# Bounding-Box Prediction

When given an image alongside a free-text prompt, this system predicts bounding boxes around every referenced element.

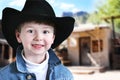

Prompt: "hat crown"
[22,0,56,17]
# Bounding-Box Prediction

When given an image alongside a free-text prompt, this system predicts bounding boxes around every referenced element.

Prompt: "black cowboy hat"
[2,0,75,50]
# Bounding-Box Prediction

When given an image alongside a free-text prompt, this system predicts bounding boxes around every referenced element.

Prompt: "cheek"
[20,37,32,49]
[46,35,55,44]
[21,36,32,43]
[19,34,32,45]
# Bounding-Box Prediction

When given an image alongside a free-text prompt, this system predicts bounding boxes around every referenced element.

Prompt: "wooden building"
[65,24,120,69]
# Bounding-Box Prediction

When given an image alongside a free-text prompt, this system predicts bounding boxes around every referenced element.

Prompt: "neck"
[23,51,47,64]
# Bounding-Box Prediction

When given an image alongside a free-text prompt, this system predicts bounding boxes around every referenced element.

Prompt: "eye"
[43,30,49,34]
[27,30,34,33]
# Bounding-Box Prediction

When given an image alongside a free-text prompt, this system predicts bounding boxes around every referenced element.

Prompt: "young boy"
[0,0,75,80]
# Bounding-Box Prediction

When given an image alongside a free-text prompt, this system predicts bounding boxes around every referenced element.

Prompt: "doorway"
[79,37,91,66]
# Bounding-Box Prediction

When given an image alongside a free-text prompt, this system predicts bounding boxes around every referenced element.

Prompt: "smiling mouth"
[32,44,44,49]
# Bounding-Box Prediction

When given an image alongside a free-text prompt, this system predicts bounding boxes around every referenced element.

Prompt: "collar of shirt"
[21,50,49,72]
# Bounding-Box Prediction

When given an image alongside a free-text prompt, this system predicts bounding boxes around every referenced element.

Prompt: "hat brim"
[2,8,75,50]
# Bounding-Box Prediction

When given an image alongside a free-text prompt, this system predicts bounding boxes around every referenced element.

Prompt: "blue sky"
[0,0,105,19]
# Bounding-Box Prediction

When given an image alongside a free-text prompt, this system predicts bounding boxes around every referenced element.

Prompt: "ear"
[52,34,55,44]
[15,30,22,43]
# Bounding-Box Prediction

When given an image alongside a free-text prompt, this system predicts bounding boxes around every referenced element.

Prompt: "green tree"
[97,0,120,32]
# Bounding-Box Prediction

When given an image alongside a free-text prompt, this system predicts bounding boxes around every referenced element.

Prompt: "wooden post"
[111,17,116,41]
[1,44,5,59]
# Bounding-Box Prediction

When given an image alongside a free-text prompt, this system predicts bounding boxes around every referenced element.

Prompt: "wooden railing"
[0,39,13,63]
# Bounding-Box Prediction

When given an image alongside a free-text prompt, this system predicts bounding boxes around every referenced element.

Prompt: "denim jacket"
[0,46,73,80]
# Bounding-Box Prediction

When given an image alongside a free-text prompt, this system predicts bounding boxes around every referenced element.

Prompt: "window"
[92,40,103,52]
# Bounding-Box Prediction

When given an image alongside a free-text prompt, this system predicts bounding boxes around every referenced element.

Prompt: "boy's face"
[16,22,55,56]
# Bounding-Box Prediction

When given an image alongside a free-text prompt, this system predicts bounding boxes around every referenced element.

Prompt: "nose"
[34,32,43,41]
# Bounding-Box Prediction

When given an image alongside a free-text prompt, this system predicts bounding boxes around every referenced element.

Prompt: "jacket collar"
[48,48,61,66]
[16,46,61,73]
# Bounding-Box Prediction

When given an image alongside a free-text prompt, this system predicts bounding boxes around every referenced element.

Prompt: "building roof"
[74,24,110,32]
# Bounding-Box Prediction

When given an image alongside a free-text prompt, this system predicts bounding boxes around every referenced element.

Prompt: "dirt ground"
[73,70,120,80]
[67,66,120,80]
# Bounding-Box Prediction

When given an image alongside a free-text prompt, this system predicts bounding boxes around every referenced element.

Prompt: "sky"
[0,0,105,19]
